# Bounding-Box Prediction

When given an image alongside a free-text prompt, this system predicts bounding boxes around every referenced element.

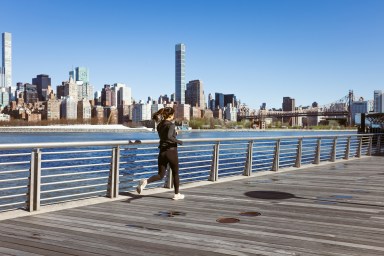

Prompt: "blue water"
[0,130,356,144]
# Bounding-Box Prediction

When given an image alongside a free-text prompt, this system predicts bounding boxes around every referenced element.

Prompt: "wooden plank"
[0,156,383,255]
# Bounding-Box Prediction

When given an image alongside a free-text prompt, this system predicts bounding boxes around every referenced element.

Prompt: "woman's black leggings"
[147,147,180,194]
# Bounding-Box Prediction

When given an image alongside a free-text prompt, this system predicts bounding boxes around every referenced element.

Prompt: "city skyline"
[1,0,384,109]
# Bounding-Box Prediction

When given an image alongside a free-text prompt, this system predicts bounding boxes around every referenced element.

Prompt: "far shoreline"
[187,128,357,132]
[0,124,153,133]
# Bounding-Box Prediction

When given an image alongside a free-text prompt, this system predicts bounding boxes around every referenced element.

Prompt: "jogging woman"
[136,107,184,200]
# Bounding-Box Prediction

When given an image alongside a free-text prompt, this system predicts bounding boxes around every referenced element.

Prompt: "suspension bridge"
[239,90,374,126]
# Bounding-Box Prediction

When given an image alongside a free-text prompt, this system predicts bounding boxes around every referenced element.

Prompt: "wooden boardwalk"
[1,156,384,256]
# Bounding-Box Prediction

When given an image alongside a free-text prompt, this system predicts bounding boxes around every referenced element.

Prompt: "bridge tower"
[347,90,354,126]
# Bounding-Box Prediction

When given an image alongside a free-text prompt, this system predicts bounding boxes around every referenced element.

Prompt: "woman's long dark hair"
[152,107,175,123]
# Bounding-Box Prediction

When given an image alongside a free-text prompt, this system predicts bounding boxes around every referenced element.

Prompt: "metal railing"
[0,133,382,213]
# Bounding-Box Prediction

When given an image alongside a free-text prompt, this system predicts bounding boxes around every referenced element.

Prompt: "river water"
[0,130,356,144]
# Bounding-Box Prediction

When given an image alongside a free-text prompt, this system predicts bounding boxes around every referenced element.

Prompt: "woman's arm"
[167,123,183,145]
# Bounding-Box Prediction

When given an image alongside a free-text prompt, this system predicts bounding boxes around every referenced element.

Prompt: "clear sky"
[1,0,383,109]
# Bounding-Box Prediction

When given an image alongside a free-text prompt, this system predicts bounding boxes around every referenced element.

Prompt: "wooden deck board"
[1,156,384,255]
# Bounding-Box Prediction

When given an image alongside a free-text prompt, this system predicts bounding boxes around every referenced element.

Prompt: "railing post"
[164,164,173,189]
[28,148,41,212]
[376,135,381,155]
[210,142,220,181]
[107,146,120,198]
[244,140,253,176]
[331,137,337,162]
[344,136,351,160]
[367,136,373,156]
[272,139,280,171]
[295,138,302,168]
[357,137,362,158]
[314,138,321,164]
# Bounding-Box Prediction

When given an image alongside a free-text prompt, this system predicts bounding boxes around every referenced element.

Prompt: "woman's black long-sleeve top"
[157,120,183,150]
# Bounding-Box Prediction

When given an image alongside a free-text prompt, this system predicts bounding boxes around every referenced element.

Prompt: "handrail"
[0,133,376,149]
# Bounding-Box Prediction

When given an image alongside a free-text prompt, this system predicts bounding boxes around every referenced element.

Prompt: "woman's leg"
[137,150,169,194]
[166,149,180,194]
[147,150,168,183]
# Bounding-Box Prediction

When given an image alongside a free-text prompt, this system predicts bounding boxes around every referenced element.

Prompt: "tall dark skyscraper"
[215,93,224,109]
[175,43,185,104]
[224,94,237,107]
[282,97,295,112]
[282,96,296,124]
[32,74,51,101]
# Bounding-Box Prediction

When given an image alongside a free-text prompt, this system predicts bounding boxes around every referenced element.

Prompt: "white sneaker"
[172,193,185,200]
[136,179,147,194]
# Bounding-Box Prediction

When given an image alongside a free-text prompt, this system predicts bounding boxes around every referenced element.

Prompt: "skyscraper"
[69,67,93,100]
[282,97,295,112]
[77,98,92,120]
[61,96,77,120]
[208,93,215,111]
[63,76,78,101]
[101,84,112,107]
[0,87,9,107]
[2,32,12,87]
[69,67,90,83]
[185,80,205,108]
[76,67,89,83]
[32,74,51,101]
[282,96,296,125]
[24,83,38,104]
[0,67,5,88]
[224,94,237,108]
[215,93,225,109]
[175,43,186,104]
[115,84,132,106]
[351,100,368,125]
[374,90,384,113]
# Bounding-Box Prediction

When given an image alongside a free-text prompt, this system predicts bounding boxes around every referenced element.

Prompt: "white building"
[0,87,9,107]
[77,81,94,101]
[61,96,77,120]
[132,101,152,122]
[64,77,78,102]
[116,83,132,106]
[0,113,10,121]
[225,103,237,122]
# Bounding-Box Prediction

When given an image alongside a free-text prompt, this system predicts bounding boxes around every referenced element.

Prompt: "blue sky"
[1,0,383,109]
